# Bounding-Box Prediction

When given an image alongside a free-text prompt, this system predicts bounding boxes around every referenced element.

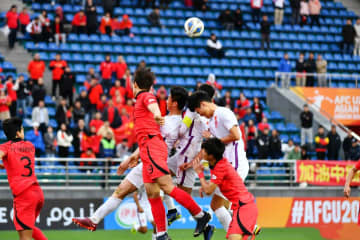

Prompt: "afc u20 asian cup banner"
[296,160,360,186]
[291,87,360,126]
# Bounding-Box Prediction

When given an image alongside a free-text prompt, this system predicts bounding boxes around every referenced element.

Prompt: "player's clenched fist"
[343,186,351,198]
[154,115,165,126]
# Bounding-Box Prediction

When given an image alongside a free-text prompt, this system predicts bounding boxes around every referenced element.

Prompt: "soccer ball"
[184,17,204,38]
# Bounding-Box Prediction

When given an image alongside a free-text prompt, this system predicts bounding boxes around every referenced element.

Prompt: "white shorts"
[168,151,197,188]
[125,163,144,189]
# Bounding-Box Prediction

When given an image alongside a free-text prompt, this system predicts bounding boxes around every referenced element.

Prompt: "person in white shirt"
[26,17,42,44]
[354,18,360,56]
[31,100,49,135]
[206,33,225,58]
[274,0,285,25]
[56,123,73,162]
[282,139,295,159]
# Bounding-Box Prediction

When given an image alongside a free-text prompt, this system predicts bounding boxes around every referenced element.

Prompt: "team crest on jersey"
[147,165,154,174]
[211,174,217,180]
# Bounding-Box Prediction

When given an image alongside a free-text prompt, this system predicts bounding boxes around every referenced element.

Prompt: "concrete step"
[336,0,360,17]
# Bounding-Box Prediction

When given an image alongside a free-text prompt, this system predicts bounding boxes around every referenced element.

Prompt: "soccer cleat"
[156,233,171,240]
[130,224,137,234]
[72,217,97,232]
[193,211,211,237]
[203,224,215,240]
[253,225,261,235]
[167,209,181,226]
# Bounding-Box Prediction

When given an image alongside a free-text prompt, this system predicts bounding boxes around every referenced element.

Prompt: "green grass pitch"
[0,228,325,240]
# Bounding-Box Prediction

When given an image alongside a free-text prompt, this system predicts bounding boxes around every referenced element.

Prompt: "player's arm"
[192,157,217,195]
[147,103,165,126]
[132,191,144,212]
[221,125,240,144]
[0,151,5,169]
[117,148,140,175]
[344,166,358,198]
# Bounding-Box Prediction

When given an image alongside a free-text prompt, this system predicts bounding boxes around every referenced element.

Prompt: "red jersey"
[49,60,67,80]
[0,96,11,112]
[6,11,18,29]
[134,91,161,145]
[113,62,127,79]
[89,119,104,132]
[211,158,254,208]
[0,140,37,196]
[100,61,113,79]
[19,12,30,25]
[6,82,17,101]
[355,161,360,170]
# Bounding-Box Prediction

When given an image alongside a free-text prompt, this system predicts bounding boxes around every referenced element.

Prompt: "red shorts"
[139,135,169,183]
[227,202,258,239]
[13,183,44,231]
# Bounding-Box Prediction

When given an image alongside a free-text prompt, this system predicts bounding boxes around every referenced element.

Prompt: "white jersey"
[161,115,182,153]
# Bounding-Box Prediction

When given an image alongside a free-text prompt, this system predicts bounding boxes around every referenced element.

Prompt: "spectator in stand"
[13,75,28,117]
[349,138,360,161]
[28,53,45,83]
[103,0,116,17]
[124,99,134,116]
[304,52,316,86]
[288,145,301,160]
[76,89,91,124]
[245,119,257,159]
[218,9,234,30]
[44,126,56,158]
[82,125,101,156]
[116,14,134,37]
[137,60,146,71]
[291,0,301,25]
[309,0,321,27]
[193,0,210,11]
[300,104,313,146]
[90,112,104,132]
[257,127,271,159]
[32,100,49,134]
[100,55,113,95]
[156,86,168,117]
[72,10,87,34]
[6,5,18,49]
[124,69,134,99]
[148,7,163,28]
[80,148,96,171]
[5,76,17,117]
[25,122,45,157]
[60,67,76,106]
[32,78,46,107]
[57,123,73,162]
[218,91,234,110]
[55,6,63,21]
[97,95,108,113]
[88,78,104,113]
[73,100,86,123]
[316,54,327,87]
[233,8,247,31]
[55,98,69,126]
[343,131,353,160]
[314,125,329,160]
[354,18,360,56]
[26,17,42,44]
[26,77,34,107]
[19,7,30,35]
[39,10,51,42]
[72,119,89,157]
[102,99,122,128]
[97,121,115,139]
[270,129,282,159]
[0,90,11,121]
[282,139,295,159]
[138,0,155,9]
[260,15,271,50]
[251,97,263,124]
[236,93,250,119]
[85,0,98,35]
[113,56,127,81]
[274,0,285,25]
[86,67,100,85]
[300,0,309,27]
[242,108,256,126]
[342,19,356,55]
[278,53,292,88]
[49,53,67,99]
[100,12,114,36]
[327,125,341,160]
[51,15,66,46]
[206,74,222,99]
[295,52,306,86]
[250,0,263,22]
[110,79,125,103]
[99,131,116,158]
[206,33,225,58]
[301,145,310,160]
[113,93,124,112]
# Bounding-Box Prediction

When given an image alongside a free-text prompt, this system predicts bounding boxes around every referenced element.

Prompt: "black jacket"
[343,136,353,153]
[260,21,271,34]
[55,105,68,125]
[51,21,64,34]
[300,111,313,128]
[60,72,75,93]
[73,107,85,123]
[218,12,234,25]
[16,81,28,100]
[72,126,89,157]
[32,83,46,107]
[349,145,360,161]
[342,25,356,43]
[218,97,234,110]
[296,59,305,72]
[76,95,91,112]
[304,59,316,73]
[102,107,122,129]
[269,135,282,157]
[148,11,160,25]
[85,5,98,27]
[256,133,271,158]
[290,0,300,9]
[327,132,341,156]
[233,12,243,25]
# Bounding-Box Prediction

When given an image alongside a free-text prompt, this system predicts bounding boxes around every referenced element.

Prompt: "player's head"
[168,86,188,112]
[188,91,213,118]
[133,68,155,94]
[201,138,225,168]
[3,117,24,141]
[199,84,215,100]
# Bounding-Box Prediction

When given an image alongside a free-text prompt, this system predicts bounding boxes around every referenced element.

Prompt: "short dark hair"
[201,138,225,161]
[170,86,188,110]
[3,117,22,141]
[187,90,211,111]
[134,68,155,91]
[199,84,215,99]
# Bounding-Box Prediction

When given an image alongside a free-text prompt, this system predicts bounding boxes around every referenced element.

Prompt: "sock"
[169,187,201,216]
[32,227,47,240]
[156,231,166,237]
[90,197,122,224]
[163,194,176,211]
[152,233,157,240]
[148,197,167,232]
[214,207,232,232]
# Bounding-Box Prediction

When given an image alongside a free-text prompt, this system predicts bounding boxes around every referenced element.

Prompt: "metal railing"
[0,158,298,189]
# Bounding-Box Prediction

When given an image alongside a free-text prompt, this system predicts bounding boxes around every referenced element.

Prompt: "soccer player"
[0,117,47,240]
[344,159,360,225]
[193,138,258,240]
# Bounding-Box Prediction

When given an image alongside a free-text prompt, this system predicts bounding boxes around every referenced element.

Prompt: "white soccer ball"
[184,17,204,38]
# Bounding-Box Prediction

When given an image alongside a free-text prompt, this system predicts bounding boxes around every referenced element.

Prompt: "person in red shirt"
[39,10,51,42]
[103,99,122,128]
[156,86,167,116]
[72,10,87,34]
[235,93,250,119]
[257,117,270,133]
[251,97,263,124]
[194,138,259,240]
[26,17,42,44]
[5,76,17,117]
[51,15,66,46]
[19,7,30,35]
[80,148,97,172]
[123,98,134,117]
[124,68,134,99]
[112,56,127,80]
[81,125,101,154]
[0,90,11,121]
[89,112,104,132]
[49,53,67,98]
[6,5,18,49]
[96,95,108,112]
[0,117,47,240]
[110,79,125,103]
[99,12,114,36]
[88,78,104,112]
[344,160,360,225]
[116,14,134,37]
[28,54,46,83]
[246,119,258,159]
[100,55,113,95]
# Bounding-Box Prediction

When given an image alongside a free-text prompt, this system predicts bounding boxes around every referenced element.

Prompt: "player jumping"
[193,138,258,240]
[0,117,47,240]
[343,156,360,225]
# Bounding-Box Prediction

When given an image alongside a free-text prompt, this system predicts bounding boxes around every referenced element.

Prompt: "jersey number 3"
[21,156,33,177]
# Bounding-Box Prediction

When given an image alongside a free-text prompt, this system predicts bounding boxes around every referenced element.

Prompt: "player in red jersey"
[193,138,259,240]
[344,157,360,225]
[0,117,47,240]
[130,68,211,240]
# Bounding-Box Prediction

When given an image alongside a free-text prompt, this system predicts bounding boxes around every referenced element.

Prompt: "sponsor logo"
[115,201,138,229]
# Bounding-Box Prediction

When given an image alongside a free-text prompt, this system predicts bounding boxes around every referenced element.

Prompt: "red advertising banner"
[296,160,360,186]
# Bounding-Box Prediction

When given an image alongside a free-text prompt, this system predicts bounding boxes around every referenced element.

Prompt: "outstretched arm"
[344,166,358,198]
[117,148,139,175]
[147,103,165,126]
